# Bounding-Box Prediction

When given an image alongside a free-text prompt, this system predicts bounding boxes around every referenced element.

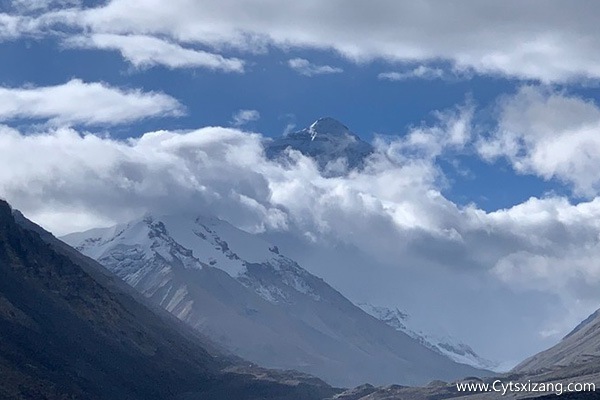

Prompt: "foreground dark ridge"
[0,199,337,400]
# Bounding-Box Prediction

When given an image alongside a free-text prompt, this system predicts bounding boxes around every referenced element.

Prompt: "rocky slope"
[0,199,336,400]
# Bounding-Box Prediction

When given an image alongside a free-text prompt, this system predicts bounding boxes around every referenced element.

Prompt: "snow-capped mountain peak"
[285,117,363,144]
[304,117,352,139]
[65,213,289,280]
[265,117,373,173]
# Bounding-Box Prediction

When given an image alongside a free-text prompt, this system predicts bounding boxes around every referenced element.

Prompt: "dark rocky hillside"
[0,199,337,400]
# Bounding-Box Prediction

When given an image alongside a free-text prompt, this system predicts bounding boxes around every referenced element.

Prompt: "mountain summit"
[265,117,373,173]
[290,117,354,140]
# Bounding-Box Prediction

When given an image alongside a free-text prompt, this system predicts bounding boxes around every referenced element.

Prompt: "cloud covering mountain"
[2,108,600,365]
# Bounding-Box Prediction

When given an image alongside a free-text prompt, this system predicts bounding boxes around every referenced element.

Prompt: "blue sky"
[3,0,600,364]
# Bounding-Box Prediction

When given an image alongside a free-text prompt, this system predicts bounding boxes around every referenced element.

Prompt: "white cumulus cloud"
[478,86,600,197]
[0,13,37,40]
[0,79,184,126]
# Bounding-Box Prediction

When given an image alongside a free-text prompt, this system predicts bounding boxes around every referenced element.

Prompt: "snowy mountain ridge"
[359,303,499,371]
[63,213,489,387]
[68,214,318,306]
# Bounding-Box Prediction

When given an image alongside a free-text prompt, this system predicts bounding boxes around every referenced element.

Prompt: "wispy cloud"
[231,109,260,127]
[10,0,81,13]
[378,66,446,81]
[0,13,33,40]
[64,34,245,72]
[287,58,343,77]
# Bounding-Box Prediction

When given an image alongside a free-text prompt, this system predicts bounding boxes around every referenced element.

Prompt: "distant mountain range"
[358,303,497,371]
[4,194,599,399]
[63,212,488,387]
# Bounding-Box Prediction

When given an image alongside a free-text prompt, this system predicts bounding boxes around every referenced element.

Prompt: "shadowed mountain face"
[265,117,374,174]
[0,199,337,400]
